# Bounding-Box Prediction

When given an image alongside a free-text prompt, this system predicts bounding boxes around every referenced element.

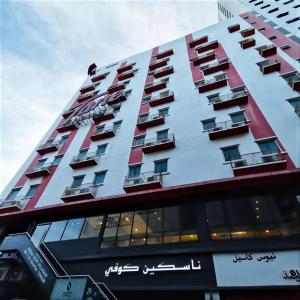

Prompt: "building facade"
[0,4,300,299]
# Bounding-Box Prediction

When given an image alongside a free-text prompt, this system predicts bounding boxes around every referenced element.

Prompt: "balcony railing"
[154,49,174,60]
[195,40,218,54]
[207,120,249,140]
[124,171,164,192]
[144,79,167,93]
[90,72,108,83]
[80,84,95,94]
[61,183,98,202]
[190,51,215,66]
[257,44,277,57]
[90,126,116,141]
[257,59,280,74]
[230,152,287,176]
[25,162,54,179]
[92,107,115,123]
[107,82,125,94]
[240,38,256,49]
[0,196,32,213]
[37,140,62,155]
[57,119,78,133]
[70,152,100,169]
[153,66,174,78]
[148,90,174,107]
[142,134,175,153]
[195,73,227,92]
[210,89,248,110]
[117,69,137,81]
[228,24,240,33]
[137,113,165,129]
[240,28,255,37]
[200,58,230,75]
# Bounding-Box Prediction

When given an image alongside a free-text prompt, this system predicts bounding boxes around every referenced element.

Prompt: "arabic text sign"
[213,250,300,287]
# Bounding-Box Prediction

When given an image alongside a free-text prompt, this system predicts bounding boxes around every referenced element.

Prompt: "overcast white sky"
[0,0,218,192]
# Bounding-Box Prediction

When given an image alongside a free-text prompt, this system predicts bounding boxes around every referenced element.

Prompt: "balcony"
[80,84,95,94]
[282,72,300,91]
[25,163,53,179]
[211,89,249,110]
[142,134,175,154]
[154,49,174,60]
[257,59,281,74]
[188,35,208,48]
[144,79,167,93]
[240,38,256,49]
[61,183,98,202]
[200,58,230,75]
[0,196,31,214]
[153,66,174,78]
[123,171,163,193]
[117,69,137,81]
[69,152,100,169]
[228,24,240,33]
[107,82,125,94]
[240,28,255,38]
[90,126,116,141]
[91,72,107,83]
[77,91,94,103]
[149,58,169,71]
[117,63,135,74]
[257,45,277,57]
[137,113,165,130]
[230,152,287,176]
[191,51,215,66]
[37,140,61,155]
[62,107,75,119]
[92,107,114,123]
[196,74,227,93]
[295,105,300,117]
[207,120,249,140]
[148,90,174,107]
[107,91,127,105]
[195,40,219,54]
[57,120,78,133]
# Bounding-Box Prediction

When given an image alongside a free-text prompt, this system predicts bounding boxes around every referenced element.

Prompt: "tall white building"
[0,2,300,299]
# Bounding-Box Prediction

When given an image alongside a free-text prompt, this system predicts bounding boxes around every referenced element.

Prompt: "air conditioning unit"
[232,159,247,168]
[145,142,153,146]
[133,179,141,185]
[64,189,73,196]
[212,127,222,132]
[231,122,243,128]
[147,176,155,182]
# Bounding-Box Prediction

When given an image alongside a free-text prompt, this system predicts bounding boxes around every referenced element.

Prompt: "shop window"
[147,208,163,245]
[61,218,85,241]
[131,211,147,246]
[101,213,120,248]
[116,212,134,247]
[44,221,67,242]
[80,216,104,239]
[31,223,50,246]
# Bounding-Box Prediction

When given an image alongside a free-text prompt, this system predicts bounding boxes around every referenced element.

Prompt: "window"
[287,96,300,111]
[157,129,169,141]
[142,96,151,104]
[31,223,50,246]
[36,159,47,169]
[44,220,67,242]
[131,211,147,246]
[96,144,107,155]
[61,218,85,240]
[286,17,300,24]
[258,27,266,31]
[78,149,88,160]
[7,188,21,200]
[257,139,280,155]
[207,93,220,104]
[282,72,300,86]
[26,185,39,198]
[139,113,149,123]
[80,216,104,238]
[280,44,291,50]
[230,111,246,124]
[222,146,241,161]
[71,176,84,188]
[154,159,168,174]
[44,138,54,147]
[94,171,106,185]
[268,7,279,13]
[268,35,277,40]
[113,105,121,113]
[101,213,120,248]
[116,212,134,247]
[202,119,216,131]
[159,107,169,117]
[128,165,141,179]
[60,135,69,144]
[133,135,145,147]
[52,155,63,166]
[261,4,270,8]
[113,120,122,131]
[277,12,289,18]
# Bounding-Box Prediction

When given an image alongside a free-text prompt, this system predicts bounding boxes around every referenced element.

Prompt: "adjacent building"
[0,2,300,299]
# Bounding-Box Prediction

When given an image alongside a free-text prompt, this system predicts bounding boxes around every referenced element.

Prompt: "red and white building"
[0,2,299,299]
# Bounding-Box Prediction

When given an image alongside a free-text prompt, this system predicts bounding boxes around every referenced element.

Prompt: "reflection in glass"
[80,216,104,238]
[61,218,85,240]
[101,213,120,248]
[31,224,50,246]
[44,221,67,242]
[131,211,147,246]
